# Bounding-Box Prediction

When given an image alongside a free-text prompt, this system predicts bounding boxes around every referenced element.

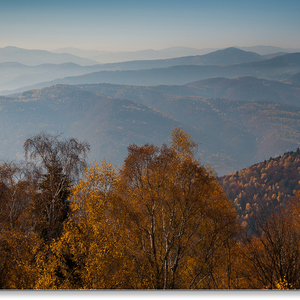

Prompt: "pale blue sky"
[0,0,299,51]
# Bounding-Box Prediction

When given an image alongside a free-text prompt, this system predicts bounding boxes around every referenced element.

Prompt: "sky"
[0,0,299,52]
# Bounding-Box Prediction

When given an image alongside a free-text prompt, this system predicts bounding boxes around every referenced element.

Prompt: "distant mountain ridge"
[0,47,266,94]
[52,45,300,63]
[0,46,99,66]
[87,47,265,72]
[1,47,299,95]
[13,52,300,92]
[52,46,220,63]
[0,62,106,93]
[239,45,300,55]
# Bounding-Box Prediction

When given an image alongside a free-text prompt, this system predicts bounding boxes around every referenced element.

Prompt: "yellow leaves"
[35,159,126,289]
[70,160,118,222]
[0,129,242,289]
[0,230,41,289]
[170,127,198,160]
[72,159,117,194]
[117,130,239,289]
[275,278,293,290]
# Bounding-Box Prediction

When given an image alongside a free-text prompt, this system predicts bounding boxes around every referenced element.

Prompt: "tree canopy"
[0,129,299,289]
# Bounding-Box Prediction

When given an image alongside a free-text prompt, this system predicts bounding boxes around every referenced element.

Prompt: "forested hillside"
[0,83,300,175]
[219,149,300,225]
[76,82,300,174]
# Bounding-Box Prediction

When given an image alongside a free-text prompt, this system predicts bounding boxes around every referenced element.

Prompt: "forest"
[219,149,300,227]
[0,128,299,290]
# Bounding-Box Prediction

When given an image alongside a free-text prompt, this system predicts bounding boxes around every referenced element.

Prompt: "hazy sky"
[0,0,299,51]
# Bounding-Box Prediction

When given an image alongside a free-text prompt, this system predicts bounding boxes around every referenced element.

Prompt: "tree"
[0,161,39,289]
[0,161,31,232]
[242,195,300,289]
[24,132,90,242]
[34,160,123,289]
[170,127,198,159]
[117,128,238,289]
[30,128,239,289]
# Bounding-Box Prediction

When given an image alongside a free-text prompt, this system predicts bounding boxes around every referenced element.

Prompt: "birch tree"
[24,132,90,242]
[118,128,238,289]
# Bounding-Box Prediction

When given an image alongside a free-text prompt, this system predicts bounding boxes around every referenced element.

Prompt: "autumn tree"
[0,161,39,288]
[23,128,241,289]
[24,132,90,243]
[117,128,239,289]
[34,160,124,289]
[0,162,30,232]
[38,128,239,289]
[242,194,300,289]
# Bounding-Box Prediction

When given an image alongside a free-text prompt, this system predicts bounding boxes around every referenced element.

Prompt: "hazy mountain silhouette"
[53,46,220,63]
[262,52,288,59]
[0,46,98,66]
[13,52,299,91]
[53,45,300,63]
[0,46,99,66]
[82,47,264,72]
[0,62,110,92]
[0,47,264,94]
[239,45,300,55]
[2,48,300,95]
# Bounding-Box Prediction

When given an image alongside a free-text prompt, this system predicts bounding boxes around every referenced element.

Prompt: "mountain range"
[3,49,299,95]
[1,47,299,95]
[0,47,265,94]
[52,45,300,63]
[52,52,300,87]
[0,45,300,176]
[52,46,222,63]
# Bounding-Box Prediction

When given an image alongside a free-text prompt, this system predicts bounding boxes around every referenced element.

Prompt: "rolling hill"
[74,75,300,109]
[75,82,300,173]
[0,85,209,168]
[1,83,300,175]
[185,76,300,106]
